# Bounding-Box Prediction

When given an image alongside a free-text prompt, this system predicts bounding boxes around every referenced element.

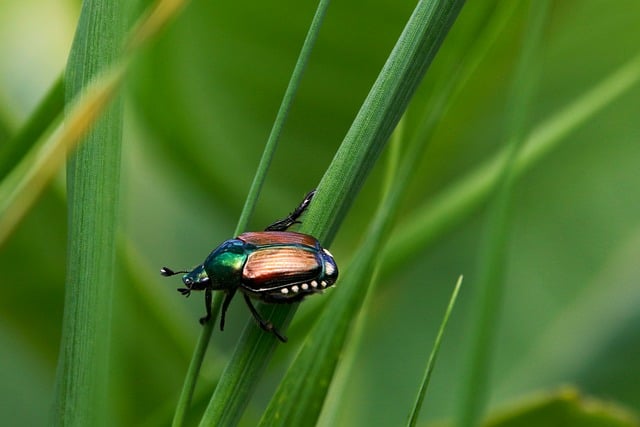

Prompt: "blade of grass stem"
[287,0,516,344]
[0,0,190,247]
[0,64,126,248]
[0,77,65,180]
[236,0,331,234]
[258,116,412,426]
[382,49,640,277]
[51,1,126,425]
[408,275,463,427]
[171,299,221,427]
[49,1,190,425]
[169,2,330,425]
[257,117,433,425]
[265,116,395,426]
[455,2,550,427]
[199,1,467,425]
[126,0,189,52]
[314,6,515,420]
[496,226,640,396]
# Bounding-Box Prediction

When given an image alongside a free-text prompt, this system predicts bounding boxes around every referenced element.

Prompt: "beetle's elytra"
[161,190,338,342]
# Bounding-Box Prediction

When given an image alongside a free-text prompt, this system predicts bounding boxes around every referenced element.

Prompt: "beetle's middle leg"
[219,289,236,331]
[265,189,315,231]
[242,294,288,342]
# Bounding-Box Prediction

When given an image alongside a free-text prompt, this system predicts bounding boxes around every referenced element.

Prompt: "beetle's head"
[161,264,211,297]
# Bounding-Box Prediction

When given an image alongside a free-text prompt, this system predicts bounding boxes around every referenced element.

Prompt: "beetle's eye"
[184,278,193,286]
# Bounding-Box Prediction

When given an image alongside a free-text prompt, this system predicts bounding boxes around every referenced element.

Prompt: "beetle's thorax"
[203,239,248,290]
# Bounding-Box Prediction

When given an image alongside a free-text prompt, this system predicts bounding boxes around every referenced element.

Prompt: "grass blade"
[198,0,466,425]
[408,275,463,427]
[169,2,331,425]
[382,50,640,279]
[49,1,190,425]
[0,0,189,248]
[50,1,126,425]
[455,2,550,426]
[251,2,468,425]
[0,76,64,180]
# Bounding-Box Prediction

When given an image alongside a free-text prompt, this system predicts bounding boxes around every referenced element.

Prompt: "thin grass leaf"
[170,2,330,425]
[199,1,466,425]
[310,119,405,427]
[257,118,408,427]
[126,0,189,52]
[408,275,463,427]
[313,5,518,421]
[0,76,64,180]
[496,226,640,395]
[50,1,126,425]
[0,64,126,248]
[171,300,219,427]
[236,0,331,233]
[258,106,447,426]
[49,1,190,425]
[382,49,640,277]
[251,2,470,425]
[286,0,516,354]
[0,0,189,248]
[455,2,550,427]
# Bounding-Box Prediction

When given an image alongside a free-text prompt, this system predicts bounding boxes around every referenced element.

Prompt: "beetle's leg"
[219,289,236,331]
[265,189,316,231]
[242,294,288,342]
[199,288,213,325]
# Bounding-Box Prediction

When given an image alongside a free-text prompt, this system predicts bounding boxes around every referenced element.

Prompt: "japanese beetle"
[161,190,338,342]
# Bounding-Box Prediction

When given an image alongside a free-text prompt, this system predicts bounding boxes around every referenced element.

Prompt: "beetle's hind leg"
[242,294,288,342]
[265,189,315,231]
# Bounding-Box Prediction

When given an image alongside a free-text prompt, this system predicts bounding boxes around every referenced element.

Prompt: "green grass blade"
[48,1,190,425]
[0,64,126,248]
[0,77,64,180]
[0,0,189,248]
[382,49,640,277]
[303,0,466,244]
[50,1,126,425]
[455,2,550,427]
[198,1,466,425]
[407,275,463,427]
[496,227,640,396]
[236,0,331,234]
[169,2,330,425]
[252,2,468,425]
[171,300,219,427]
[314,5,517,422]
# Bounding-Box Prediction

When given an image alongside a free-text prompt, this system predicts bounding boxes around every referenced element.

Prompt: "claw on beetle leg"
[242,294,288,342]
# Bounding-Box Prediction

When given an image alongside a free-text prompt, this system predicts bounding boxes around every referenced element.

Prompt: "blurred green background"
[1,0,639,426]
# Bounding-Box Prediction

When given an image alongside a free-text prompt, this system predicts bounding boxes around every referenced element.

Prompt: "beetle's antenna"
[160,267,189,277]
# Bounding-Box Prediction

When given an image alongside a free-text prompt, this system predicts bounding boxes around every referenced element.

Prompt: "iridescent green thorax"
[203,239,248,290]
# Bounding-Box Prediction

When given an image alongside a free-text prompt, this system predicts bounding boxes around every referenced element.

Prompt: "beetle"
[161,190,338,342]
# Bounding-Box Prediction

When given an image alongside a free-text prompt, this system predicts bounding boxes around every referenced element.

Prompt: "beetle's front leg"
[242,294,288,342]
[265,189,315,231]
[199,288,213,325]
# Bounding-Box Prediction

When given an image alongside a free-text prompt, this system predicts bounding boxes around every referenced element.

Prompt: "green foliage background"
[1,0,639,426]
